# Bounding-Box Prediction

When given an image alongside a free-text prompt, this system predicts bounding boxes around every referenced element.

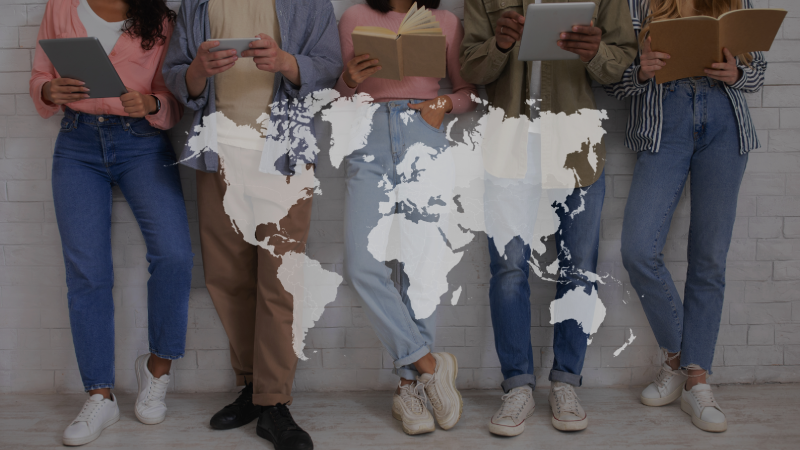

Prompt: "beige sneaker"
[641,363,687,407]
[417,352,462,430]
[392,382,435,435]
[548,381,588,431]
[488,386,535,437]
[681,383,727,432]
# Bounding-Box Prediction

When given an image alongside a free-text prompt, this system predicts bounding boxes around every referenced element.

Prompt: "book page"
[720,9,786,56]
[649,18,720,83]
[353,26,397,37]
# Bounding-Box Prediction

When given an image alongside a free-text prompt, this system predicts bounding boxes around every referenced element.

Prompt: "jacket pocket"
[483,0,523,14]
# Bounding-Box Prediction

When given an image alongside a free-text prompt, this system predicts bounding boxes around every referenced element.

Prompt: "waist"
[64,106,131,126]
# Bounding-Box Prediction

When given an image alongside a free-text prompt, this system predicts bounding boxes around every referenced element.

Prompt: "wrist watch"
[149,95,161,115]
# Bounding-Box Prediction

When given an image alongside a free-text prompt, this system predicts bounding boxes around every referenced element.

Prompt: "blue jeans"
[621,78,747,373]
[343,101,449,380]
[53,108,194,391]
[489,172,605,391]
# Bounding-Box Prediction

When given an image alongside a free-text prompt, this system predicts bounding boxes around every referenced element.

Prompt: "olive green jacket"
[460,0,637,187]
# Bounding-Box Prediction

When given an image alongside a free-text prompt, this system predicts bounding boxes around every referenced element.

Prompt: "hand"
[408,96,453,130]
[495,11,525,51]
[558,21,602,63]
[185,40,237,98]
[242,34,293,73]
[637,36,670,83]
[120,88,157,118]
[342,54,381,88]
[42,78,89,105]
[705,48,741,85]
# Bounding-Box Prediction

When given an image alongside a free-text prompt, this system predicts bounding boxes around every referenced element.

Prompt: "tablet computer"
[39,37,127,99]
[518,2,596,61]
[208,38,260,57]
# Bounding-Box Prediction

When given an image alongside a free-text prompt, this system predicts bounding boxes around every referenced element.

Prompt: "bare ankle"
[666,352,681,370]
[89,388,112,400]
[412,353,436,375]
[148,354,172,379]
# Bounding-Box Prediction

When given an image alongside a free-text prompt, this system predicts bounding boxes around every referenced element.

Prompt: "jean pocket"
[59,116,76,134]
[415,111,445,134]
[123,118,162,138]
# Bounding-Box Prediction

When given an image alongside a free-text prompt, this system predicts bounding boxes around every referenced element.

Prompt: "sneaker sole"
[135,354,166,425]
[433,352,462,431]
[680,398,727,432]
[640,384,683,407]
[392,408,435,435]
[551,413,588,432]
[488,408,533,437]
[62,409,119,446]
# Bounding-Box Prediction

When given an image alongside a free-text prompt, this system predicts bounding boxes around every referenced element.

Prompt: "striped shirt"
[604,0,766,154]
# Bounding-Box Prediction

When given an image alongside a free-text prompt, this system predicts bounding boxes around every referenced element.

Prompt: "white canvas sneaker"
[417,352,462,430]
[392,382,435,435]
[488,385,535,437]
[641,363,688,406]
[681,383,727,432]
[62,394,120,446]
[135,354,171,425]
[548,381,588,431]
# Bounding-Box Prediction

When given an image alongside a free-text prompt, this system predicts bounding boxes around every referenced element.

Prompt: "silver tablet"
[39,37,127,99]
[517,3,596,61]
[208,38,260,57]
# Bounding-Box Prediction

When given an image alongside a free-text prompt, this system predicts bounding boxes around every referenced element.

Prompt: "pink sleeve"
[443,14,477,115]
[334,8,359,97]
[29,1,60,119]
[145,21,182,130]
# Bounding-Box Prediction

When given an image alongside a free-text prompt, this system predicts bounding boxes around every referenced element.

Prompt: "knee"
[153,244,194,275]
[489,237,529,275]
[620,236,652,276]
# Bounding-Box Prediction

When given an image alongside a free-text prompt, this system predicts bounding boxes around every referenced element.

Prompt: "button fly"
[98,117,105,123]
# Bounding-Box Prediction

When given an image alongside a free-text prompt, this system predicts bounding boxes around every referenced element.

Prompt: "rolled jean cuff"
[394,366,420,381]
[549,369,582,387]
[85,383,114,392]
[501,374,536,393]
[149,348,185,360]
[393,345,430,371]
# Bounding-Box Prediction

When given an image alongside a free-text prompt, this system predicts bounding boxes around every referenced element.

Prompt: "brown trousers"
[196,168,313,406]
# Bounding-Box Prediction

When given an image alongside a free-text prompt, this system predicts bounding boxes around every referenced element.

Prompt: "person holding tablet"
[29,0,190,446]
[334,0,477,436]
[607,0,766,433]
[162,1,341,449]
[459,0,636,436]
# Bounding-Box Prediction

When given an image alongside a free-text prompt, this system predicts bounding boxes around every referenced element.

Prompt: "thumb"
[643,36,652,53]
[408,102,424,110]
[723,48,735,63]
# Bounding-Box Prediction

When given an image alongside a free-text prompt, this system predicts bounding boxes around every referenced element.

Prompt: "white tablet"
[208,38,260,57]
[39,37,127,99]
[517,2,596,61]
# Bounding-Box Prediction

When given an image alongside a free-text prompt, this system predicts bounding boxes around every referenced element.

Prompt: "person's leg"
[53,110,120,446]
[111,125,194,424]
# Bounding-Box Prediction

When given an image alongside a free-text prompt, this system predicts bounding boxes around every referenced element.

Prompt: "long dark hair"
[366,0,441,13]
[123,0,177,51]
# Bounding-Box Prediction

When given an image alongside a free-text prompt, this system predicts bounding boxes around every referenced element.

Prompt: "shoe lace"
[654,365,680,389]
[144,376,169,406]
[73,397,105,424]
[229,383,254,407]
[498,389,530,419]
[269,404,300,432]
[691,388,719,409]
[420,374,443,412]
[552,385,580,416]
[399,382,427,415]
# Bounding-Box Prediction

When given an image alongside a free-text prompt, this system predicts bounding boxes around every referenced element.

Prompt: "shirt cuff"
[729,65,749,90]
[631,65,648,89]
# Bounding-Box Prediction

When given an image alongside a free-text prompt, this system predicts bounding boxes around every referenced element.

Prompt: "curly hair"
[123,0,177,51]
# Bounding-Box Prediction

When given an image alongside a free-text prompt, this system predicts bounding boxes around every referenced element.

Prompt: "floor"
[1,385,798,449]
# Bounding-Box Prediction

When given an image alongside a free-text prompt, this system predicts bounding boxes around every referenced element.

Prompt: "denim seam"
[500,373,536,393]
[85,383,114,392]
[549,369,583,387]
[650,175,685,342]
[149,348,185,361]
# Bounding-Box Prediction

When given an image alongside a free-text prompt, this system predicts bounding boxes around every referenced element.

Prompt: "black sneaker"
[256,404,313,450]
[209,382,262,430]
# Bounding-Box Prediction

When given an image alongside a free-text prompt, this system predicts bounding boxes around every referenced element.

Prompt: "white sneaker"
[681,384,727,432]
[488,385,535,437]
[641,363,688,406]
[417,352,462,430]
[392,382,435,435]
[62,394,120,446]
[135,354,170,424]
[548,381,588,431]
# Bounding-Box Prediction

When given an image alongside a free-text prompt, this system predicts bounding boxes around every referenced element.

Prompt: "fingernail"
[561,33,567,38]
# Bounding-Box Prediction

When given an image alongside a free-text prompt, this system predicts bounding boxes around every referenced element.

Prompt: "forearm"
[280,51,301,86]
[185,64,208,99]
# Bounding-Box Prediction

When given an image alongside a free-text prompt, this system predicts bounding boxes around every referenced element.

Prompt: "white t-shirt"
[77,0,125,54]
[529,0,542,119]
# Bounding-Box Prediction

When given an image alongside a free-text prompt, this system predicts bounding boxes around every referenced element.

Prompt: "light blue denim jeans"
[620,77,749,373]
[53,108,194,391]
[343,100,449,380]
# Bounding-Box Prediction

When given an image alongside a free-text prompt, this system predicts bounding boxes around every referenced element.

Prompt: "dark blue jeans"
[489,173,605,391]
[53,108,194,391]
[621,78,748,373]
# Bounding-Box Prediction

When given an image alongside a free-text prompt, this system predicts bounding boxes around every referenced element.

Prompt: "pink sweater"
[29,0,180,130]
[335,4,477,114]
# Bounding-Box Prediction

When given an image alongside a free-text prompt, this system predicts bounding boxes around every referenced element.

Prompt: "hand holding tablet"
[517,2,597,61]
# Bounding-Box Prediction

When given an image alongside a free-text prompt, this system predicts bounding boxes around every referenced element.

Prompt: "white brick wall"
[0,0,798,395]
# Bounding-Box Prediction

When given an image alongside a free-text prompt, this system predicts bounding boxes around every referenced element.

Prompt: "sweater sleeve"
[29,0,60,119]
[145,20,183,130]
[444,13,477,114]
[334,8,358,97]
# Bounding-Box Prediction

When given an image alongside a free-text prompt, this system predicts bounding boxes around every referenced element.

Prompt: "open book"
[649,8,786,84]
[352,3,447,81]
